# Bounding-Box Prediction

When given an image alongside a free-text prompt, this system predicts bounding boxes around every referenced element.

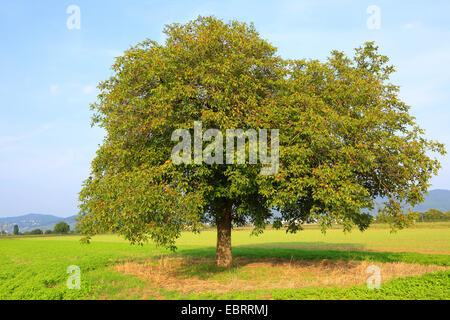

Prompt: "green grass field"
[0,223,449,300]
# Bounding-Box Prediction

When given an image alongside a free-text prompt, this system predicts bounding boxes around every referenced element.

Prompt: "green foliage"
[79,16,445,250]
[29,229,43,235]
[377,209,450,223]
[375,211,418,225]
[13,225,19,235]
[419,209,450,222]
[54,222,70,234]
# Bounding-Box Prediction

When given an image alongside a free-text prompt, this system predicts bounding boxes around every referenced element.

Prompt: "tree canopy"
[78,16,445,267]
[54,222,70,234]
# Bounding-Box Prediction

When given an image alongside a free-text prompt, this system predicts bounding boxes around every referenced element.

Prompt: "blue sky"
[1,0,449,217]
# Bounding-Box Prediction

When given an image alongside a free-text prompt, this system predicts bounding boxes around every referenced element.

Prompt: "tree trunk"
[215,199,232,267]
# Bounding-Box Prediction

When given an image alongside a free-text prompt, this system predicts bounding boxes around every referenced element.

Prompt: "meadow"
[0,223,449,300]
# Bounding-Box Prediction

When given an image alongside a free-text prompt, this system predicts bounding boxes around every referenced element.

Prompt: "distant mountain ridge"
[371,189,450,214]
[0,189,449,232]
[412,189,450,212]
[0,214,77,233]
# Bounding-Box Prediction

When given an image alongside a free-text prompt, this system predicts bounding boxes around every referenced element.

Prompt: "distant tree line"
[415,209,450,222]
[376,209,450,223]
[11,221,74,236]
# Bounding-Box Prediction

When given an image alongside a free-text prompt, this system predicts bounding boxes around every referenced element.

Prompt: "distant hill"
[369,189,450,215]
[269,189,450,219]
[412,189,450,212]
[1,189,449,232]
[0,214,77,233]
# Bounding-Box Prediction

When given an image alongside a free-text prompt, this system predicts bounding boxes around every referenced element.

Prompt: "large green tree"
[78,16,445,267]
[54,222,70,234]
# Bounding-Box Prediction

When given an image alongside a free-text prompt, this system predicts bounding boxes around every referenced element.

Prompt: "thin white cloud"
[106,49,123,57]
[0,124,54,151]
[52,149,77,169]
[49,84,59,96]
[396,45,450,108]
[82,85,95,95]
[51,83,97,97]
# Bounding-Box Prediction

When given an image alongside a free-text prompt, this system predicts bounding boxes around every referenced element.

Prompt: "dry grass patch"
[113,256,447,294]
[248,243,450,255]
